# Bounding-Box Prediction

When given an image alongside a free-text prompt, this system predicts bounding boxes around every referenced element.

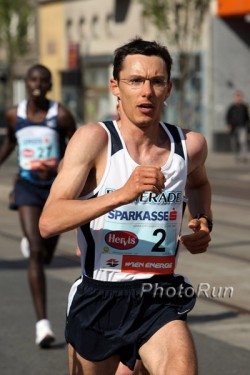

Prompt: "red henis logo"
[105,231,138,250]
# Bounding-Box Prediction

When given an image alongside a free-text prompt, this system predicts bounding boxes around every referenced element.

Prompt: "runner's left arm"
[181,131,212,254]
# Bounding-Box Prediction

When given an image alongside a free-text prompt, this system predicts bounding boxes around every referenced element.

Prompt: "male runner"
[39,38,212,374]
[0,64,76,347]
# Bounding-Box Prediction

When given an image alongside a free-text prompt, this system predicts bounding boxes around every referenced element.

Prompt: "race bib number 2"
[100,202,180,274]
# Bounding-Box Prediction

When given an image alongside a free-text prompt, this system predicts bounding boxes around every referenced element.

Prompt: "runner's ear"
[164,81,172,101]
[110,79,120,100]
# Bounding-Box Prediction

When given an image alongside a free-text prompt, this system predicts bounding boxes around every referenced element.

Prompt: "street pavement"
[0,151,250,375]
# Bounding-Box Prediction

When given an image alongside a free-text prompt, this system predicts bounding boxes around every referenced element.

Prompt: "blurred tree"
[138,0,210,126]
[0,0,34,106]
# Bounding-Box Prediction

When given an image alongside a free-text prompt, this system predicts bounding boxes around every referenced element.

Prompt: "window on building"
[27,14,36,43]
[106,14,115,36]
[115,0,131,22]
[140,10,147,34]
[84,65,110,122]
[79,17,85,38]
[91,15,99,38]
[47,40,57,55]
[66,19,73,41]
[85,67,109,88]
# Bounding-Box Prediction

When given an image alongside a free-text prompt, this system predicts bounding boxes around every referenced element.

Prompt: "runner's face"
[26,69,52,100]
[112,54,172,127]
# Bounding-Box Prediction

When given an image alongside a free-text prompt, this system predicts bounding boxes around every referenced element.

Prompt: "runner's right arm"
[39,123,165,238]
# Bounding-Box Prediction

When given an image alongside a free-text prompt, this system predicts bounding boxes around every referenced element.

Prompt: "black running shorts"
[65,274,196,370]
[13,177,52,208]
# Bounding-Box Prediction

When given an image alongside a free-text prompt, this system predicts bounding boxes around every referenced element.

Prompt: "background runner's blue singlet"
[15,99,61,185]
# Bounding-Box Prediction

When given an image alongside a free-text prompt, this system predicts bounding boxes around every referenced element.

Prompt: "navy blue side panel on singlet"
[165,123,186,256]
[80,194,98,277]
[165,123,185,160]
[165,123,187,217]
[102,121,123,156]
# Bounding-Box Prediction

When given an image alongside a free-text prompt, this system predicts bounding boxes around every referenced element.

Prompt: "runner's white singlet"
[77,121,188,282]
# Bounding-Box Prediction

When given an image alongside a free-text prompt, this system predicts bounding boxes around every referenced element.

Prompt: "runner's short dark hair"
[113,37,173,82]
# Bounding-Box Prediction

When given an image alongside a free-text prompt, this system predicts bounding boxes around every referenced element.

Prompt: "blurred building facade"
[211,0,250,150]
[0,0,38,131]
[1,0,250,151]
[38,0,208,132]
[38,0,158,125]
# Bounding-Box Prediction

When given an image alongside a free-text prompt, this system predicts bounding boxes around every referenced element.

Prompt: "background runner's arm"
[0,108,17,166]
